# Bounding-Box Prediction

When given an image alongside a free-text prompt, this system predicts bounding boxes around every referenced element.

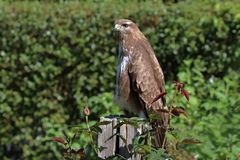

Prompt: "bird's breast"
[116,46,132,79]
[116,45,132,98]
[119,56,130,74]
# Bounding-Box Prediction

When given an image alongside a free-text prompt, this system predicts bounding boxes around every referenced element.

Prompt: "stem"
[85,115,98,153]
[162,88,178,149]
[125,124,131,154]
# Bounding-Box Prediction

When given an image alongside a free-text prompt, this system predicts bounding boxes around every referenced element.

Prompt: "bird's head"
[114,19,139,39]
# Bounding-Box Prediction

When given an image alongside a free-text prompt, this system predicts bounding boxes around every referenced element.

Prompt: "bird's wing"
[128,43,168,147]
[128,41,169,148]
[129,42,165,111]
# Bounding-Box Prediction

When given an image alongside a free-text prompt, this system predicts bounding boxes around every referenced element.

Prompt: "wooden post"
[97,116,142,160]
[97,117,117,158]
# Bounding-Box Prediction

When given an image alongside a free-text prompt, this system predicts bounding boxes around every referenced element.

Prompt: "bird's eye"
[122,23,129,28]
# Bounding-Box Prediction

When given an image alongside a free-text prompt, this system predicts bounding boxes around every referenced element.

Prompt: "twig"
[162,88,178,149]
[125,124,131,154]
[85,115,98,153]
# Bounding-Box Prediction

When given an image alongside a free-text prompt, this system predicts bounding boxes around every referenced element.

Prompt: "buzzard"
[114,19,169,148]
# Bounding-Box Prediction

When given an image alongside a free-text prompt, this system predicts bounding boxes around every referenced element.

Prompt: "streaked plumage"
[114,19,169,147]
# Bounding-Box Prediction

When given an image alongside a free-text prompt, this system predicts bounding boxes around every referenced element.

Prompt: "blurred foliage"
[0,0,239,159]
[173,61,240,159]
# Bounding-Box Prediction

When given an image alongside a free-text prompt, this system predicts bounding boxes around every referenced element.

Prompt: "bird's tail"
[143,94,169,148]
[151,110,169,148]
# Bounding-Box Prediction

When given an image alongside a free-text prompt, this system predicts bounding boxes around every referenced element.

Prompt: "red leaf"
[173,81,185,91]
[172,107,188,117]
[83,107,91,116]
[151,92,167,104]
[181,89,190,101]
[52,137,65,145]
[181,138,201,144]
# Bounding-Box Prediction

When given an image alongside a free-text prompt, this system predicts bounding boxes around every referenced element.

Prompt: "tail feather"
[151,112,169,148]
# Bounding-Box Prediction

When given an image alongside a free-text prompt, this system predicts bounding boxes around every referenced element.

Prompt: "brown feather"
[114,19,169,147]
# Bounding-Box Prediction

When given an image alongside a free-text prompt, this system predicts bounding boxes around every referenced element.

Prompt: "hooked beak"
[113,24,122,41]
[114,24,122,31]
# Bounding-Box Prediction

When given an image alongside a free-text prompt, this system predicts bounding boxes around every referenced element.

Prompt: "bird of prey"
[114,19,169,148]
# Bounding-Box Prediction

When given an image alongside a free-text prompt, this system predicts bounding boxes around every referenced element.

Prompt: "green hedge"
[0,0,239,159]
